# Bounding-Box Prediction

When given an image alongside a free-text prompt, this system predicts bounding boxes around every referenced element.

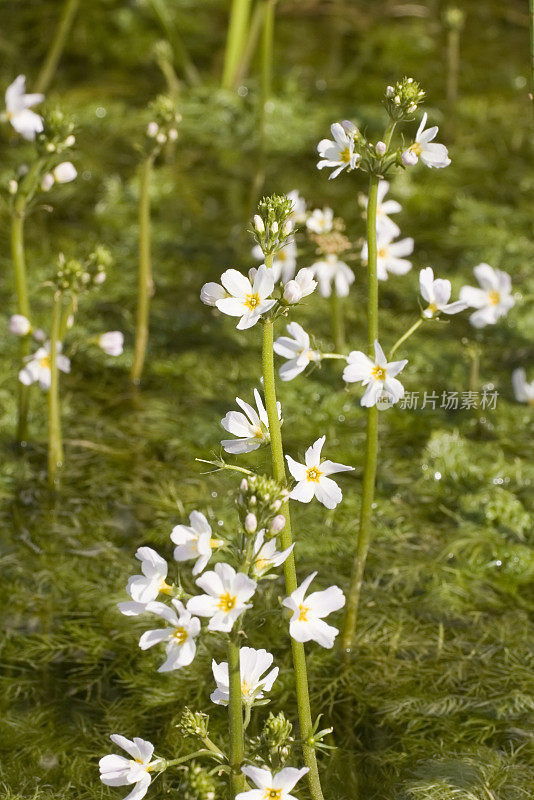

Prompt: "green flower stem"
[164,749,217,768]
[131,154,154,386]
[341,173,380,654]
[59,298,75,342]
[222,0,252,90]
[330,291,345,352]
[446,22,460,130]
[227,633,245,797]
[262,253,325,800]
[34,0,80,94]
[48,292,63,486]
[530,0,534,123]
[388,317,423,359]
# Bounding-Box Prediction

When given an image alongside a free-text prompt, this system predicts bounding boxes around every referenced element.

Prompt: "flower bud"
[271,499,281,511]
[9,314,31,336]
[8,179,18,194]
[253,214,265,233]
[65,134,76,147]
[270,514,286,534]
[375,141,387,156]
[98,331,124,356]
[283,280,303,305]
[168,128,178,141]
[386,85,395,97]
[41,173,55,191]
[33,328,46,342]
[53,161,77,183]
[245,513,257,533]
[341,120,357,135]
[240,478,248,492]
[282,220,293,236]
[270,220,278,234]
[200,282,226,306]
[147,121,159,137]
[156,132,167,144]
[94,270,107,285]
[402,148,418,166]
[250,495,257,505]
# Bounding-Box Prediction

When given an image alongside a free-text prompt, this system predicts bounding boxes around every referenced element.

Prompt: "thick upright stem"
[131,155,154,386]
[341,174,380,654]
[48,293,64,486]
[261,256,325,800]
[331,291,345,353]
[222,0,252,90]
[531,0,534,123]
[227,635,245,797]
[11,201,31,444]
[34,0,80,94]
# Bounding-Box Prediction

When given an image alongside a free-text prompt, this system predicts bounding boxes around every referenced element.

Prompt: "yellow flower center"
[39,355,51,368]
[241,681,253,697]
[173,626,188,645]
[340,147,351,163]
[254,557,269,573]
[264,791,282,800]
[298,604,309,621]
[427,302,438,314]
[278,250,287,261]
[159,580,173,595]
[218,592,237,612]
[372,365,386,381]
[410,143,422,155]
[245,293,261,310]
[488,290,500,306]
[377,247,388,258]
[306,466,322,483]
[253,426,264,439]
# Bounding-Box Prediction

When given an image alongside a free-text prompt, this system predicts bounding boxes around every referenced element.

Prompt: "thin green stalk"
[227,635,245,797]
[222,0,252,90]
[131,155,154,386]
[262,254,325,800]
[34,0,80,94]
[48,292,63,486]
[530,0,534,124]
[249,0,276,209]
[331,291,345,352]
[388,317,423,359]
[341,174,380,654]
[233,1,264,86]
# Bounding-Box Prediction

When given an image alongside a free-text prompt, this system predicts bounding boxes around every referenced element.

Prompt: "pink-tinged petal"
[314,476,342,509]
[289,480,316,504]
[220,269,251,297]
[304,435,325,467]
[285,455,308,481]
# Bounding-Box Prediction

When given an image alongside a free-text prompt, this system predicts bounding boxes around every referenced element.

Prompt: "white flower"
[362,234,414,281]
[117,547,170,617]
[221,388,281,454]
[252,240,297,283]
[273,322,321,382]
[282,268,317,304]
[210,646,279,705]
[402,112,451,168]
[171,510,220,575]
[140,599,200,671]
[283,572,345,648]
[419,267,466,318]
[286,435,353,510]
[9,314,31,336]
[19,342,70,390]
[459,264,514,328]
[53,161,77,183]
[237,766,309,800]
[5,75,44,140]
[200,281,227,306]
[317,122,359,179]
[311,254,355,298]
[306,207,334,235]
[375,140,387,155]
[99,331,124,356]
[41,173,55,191]
[251,530,293,579]
[360,180,402,239]
[99,735,159,800]
[287,189,307,223]
[343,340,407,407]
[187,562,256,632]
[147,121,159,137]
[512,368,534,405]
[215,265,275,329]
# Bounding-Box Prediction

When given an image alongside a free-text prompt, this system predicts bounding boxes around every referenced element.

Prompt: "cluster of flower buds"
[253,194,294,257]
[183,762,217,800]
[237,474,288,537]
[51,245,112,294]
[145,94,181,154]
[261,712,293,761]
[36,108,76,156]
[384,77,425,122]
[176,708,211,740]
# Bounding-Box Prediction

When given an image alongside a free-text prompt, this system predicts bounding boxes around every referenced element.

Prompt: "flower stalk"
[222,0,252,90]
[131,154,154,385]
[330,290,345,352]
[389,317,423,359]
[262,252,325,800]
[34,0,80,94]
[48,291,64,486]
[227,633,246,797]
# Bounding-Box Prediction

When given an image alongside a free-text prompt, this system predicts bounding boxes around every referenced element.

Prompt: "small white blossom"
[306,207,334,235]
[286,435,353,510]
[317,122,359,179]
[343,340,407,407]
[512,369,534,405]
[215,265,275,329]
[287,189,307,223]
[171,510,220,575]
[19,342,70,390]
[200,281,227,306]
[53,161,77,183]
[4,75,44,140]
[147,121,159,137]
[9,314,31,336]
[311,254,355,298]
[419,267,466,318]
[282,572,345,648]
[221,388,281,454]
[210,646,279,705]
[118,547,170,617]
[252,239,298,283]
[253,214,265,233]
[99,735,159,800]
[362,234,414,281]
[273,322,321,382]
[187,562,256,632]
[375,141,387,155]
[459,264,514,328]
[282,268,317,304]
[237,766,309,800]
[251,530,293,578]
[140,600,200,671]
[402,112,451,168]
[98,331,124,356]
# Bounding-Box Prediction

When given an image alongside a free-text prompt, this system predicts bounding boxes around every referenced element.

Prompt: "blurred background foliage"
[0,1,533,799]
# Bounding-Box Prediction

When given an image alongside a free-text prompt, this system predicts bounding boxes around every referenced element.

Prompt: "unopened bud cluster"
[183,762,217,800]
[52,245,112,294]
[145,94,181,153]
[237,474,288,536]
[176,708,210,740]
[384,77,425,121]
[253,195,294,256]
[37,108,76,156]
[262,711,293,759]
